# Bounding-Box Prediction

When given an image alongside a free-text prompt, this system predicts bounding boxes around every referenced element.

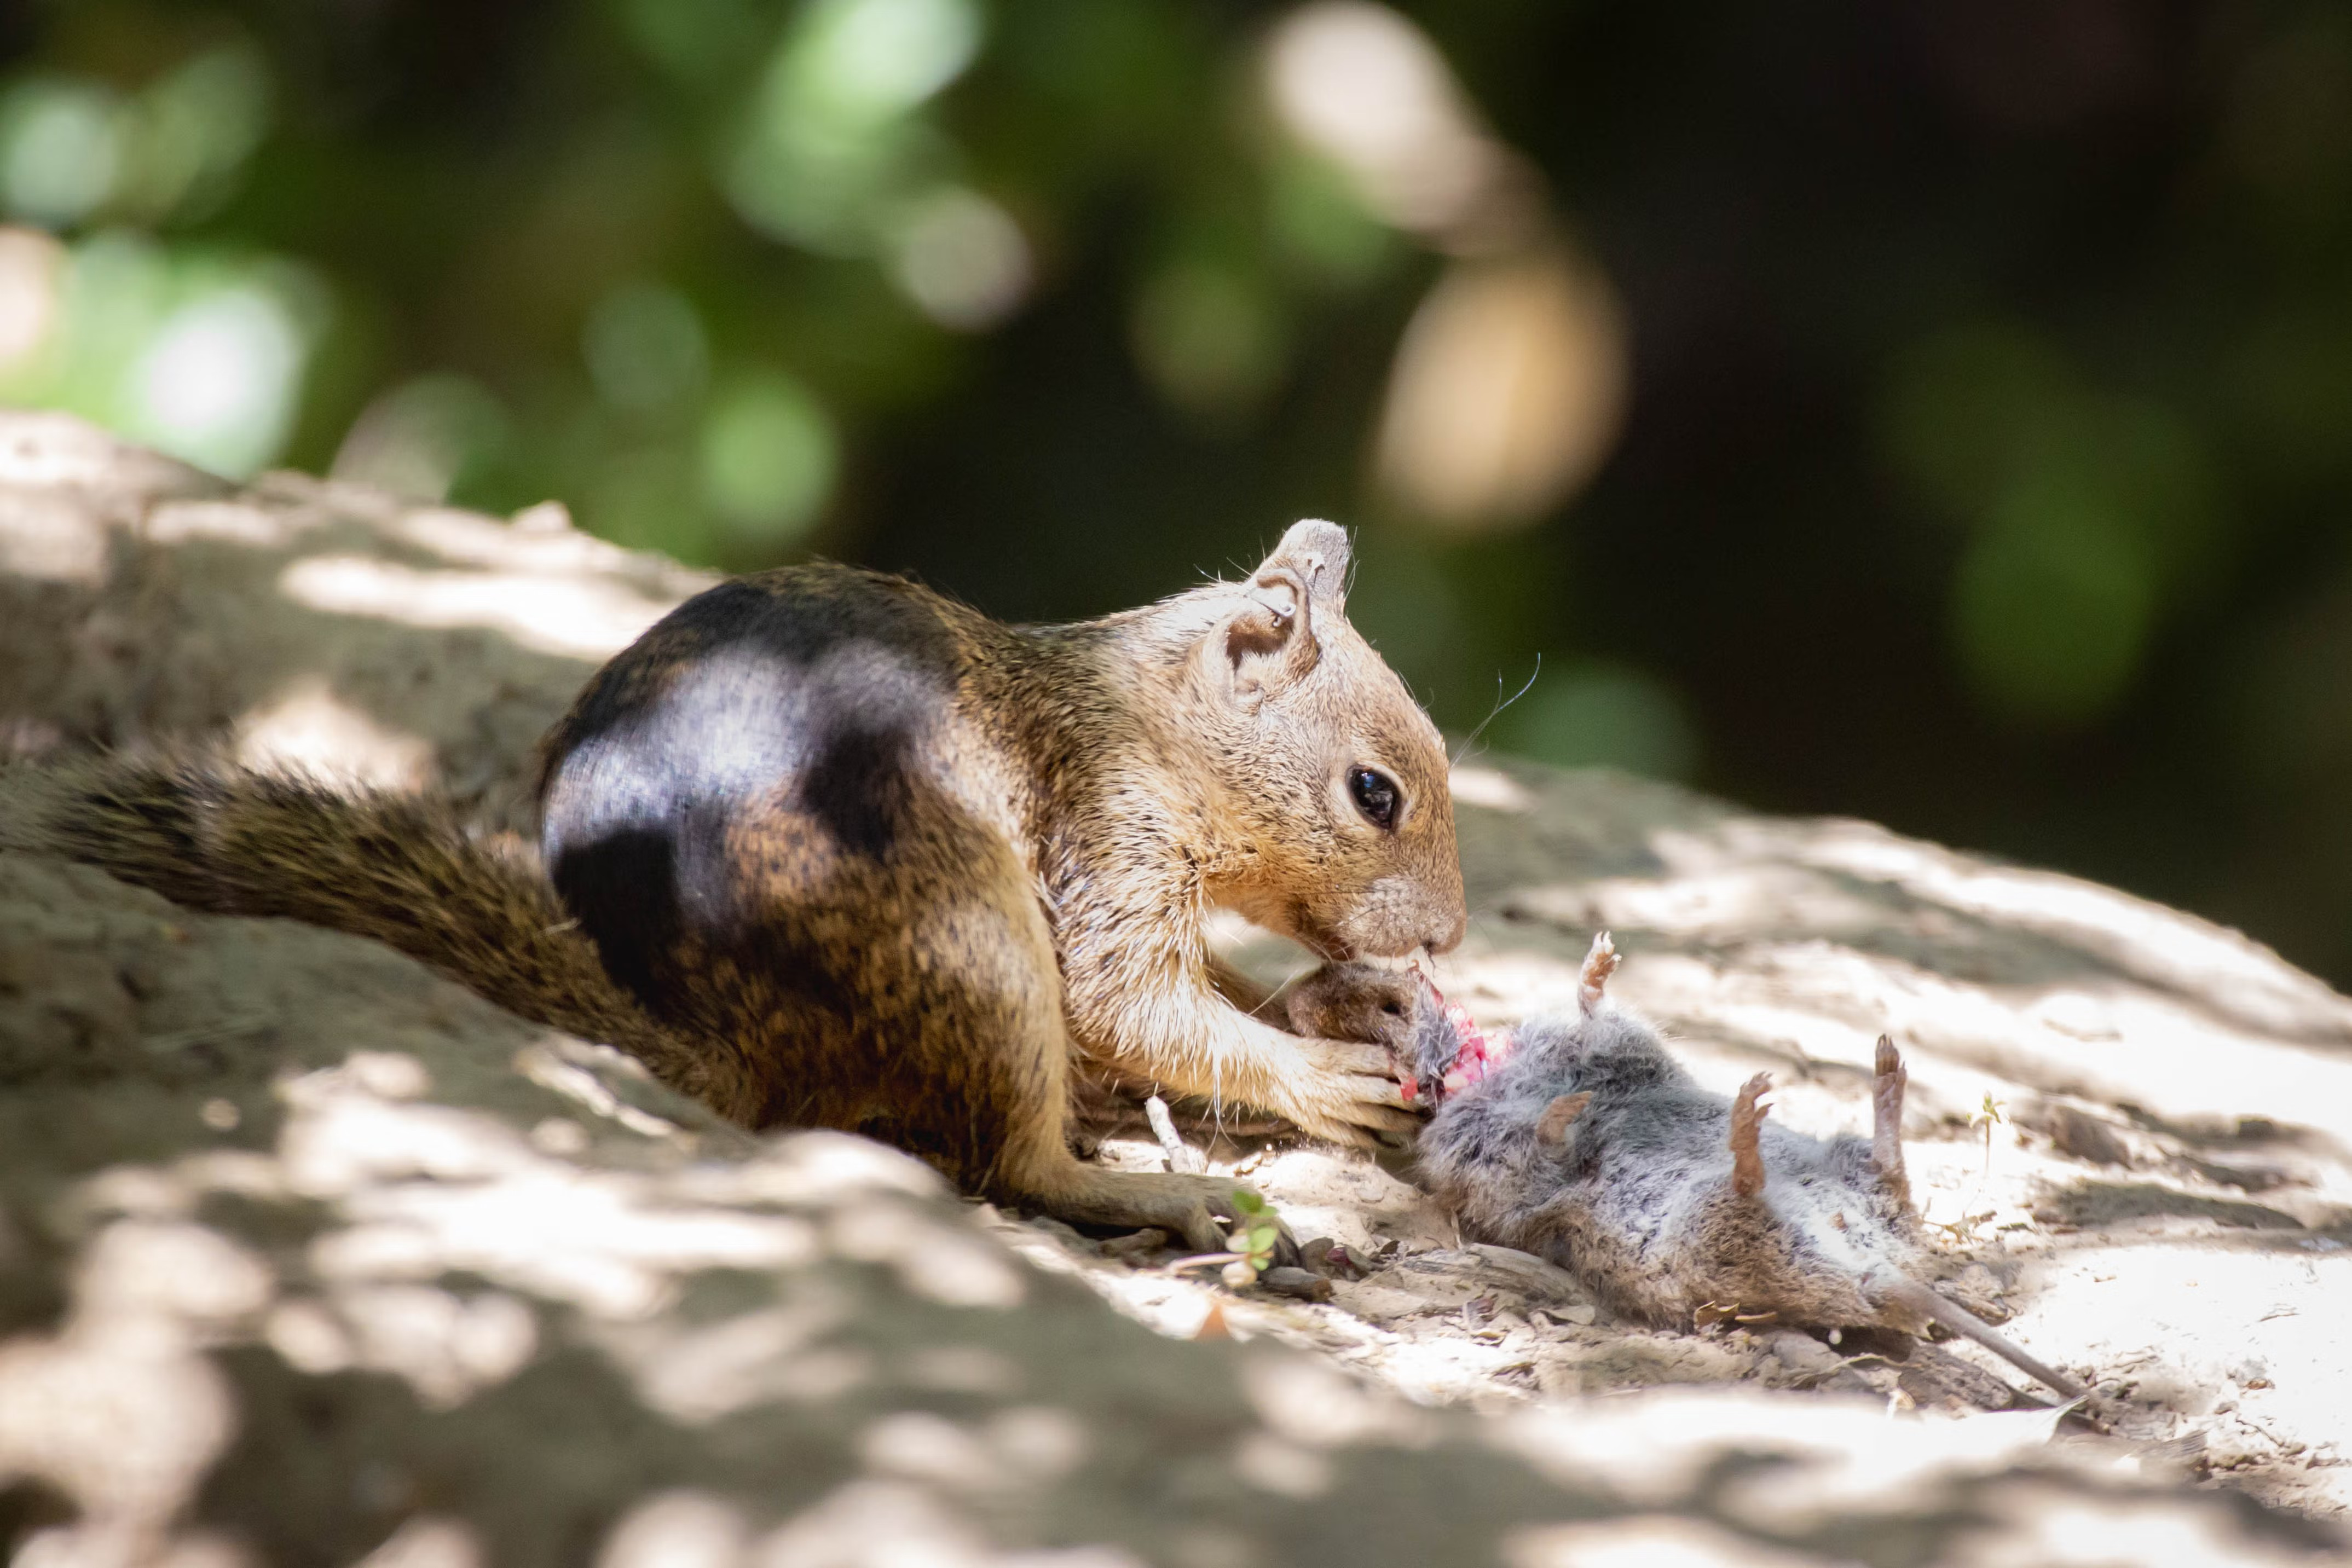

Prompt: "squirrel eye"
[1347,766,1401,830]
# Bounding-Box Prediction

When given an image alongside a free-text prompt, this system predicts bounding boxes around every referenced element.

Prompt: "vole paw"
[1577,930,1619,1015]
[1870,1035,1910,1199]
[1730,1073,1772,1196]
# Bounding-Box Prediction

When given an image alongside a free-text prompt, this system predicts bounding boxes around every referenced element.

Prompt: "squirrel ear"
[1224,565,1319,702]
[1251,519,1351,616]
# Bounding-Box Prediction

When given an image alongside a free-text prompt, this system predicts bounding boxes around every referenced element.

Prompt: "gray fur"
[1308,935,2084,1398]
[1419,997,1898,1331]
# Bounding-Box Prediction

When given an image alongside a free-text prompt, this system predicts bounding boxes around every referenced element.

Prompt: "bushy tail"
[2,753,740,1114]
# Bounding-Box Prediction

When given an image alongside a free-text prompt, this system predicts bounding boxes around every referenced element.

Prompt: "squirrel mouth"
[1283,904,1355,963]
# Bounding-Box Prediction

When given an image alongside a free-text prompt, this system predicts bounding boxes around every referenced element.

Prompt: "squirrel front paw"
[1272,1037,1422,1146]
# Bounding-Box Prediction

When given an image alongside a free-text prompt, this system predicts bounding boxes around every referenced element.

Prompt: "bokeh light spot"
[1950,507,2156,729]
[0,225,63,371]
[1131,258,1285,418]
[798,0,983,122]
[125,45,271,223]
[128,283,311,477]
[1376,249,1627,530]
[0,78,122,229]
[698,373,839,545]
[583,283,710,414]
[889,187,1031,331]
[1502,666,1698,781]
[332,375,508,503]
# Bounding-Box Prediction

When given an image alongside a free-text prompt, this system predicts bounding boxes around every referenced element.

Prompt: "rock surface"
[1,411,2344,1564]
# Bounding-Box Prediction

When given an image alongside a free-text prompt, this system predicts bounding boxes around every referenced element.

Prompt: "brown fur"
[7,522,1465,1252]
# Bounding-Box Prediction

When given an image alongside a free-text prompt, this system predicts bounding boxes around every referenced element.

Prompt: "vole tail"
[1881,1275,2085,1402]
[3,753,731,1109]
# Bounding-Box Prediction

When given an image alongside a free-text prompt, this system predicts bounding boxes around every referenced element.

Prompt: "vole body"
[14,520,1465,1251]
[1288,941,2084,1398]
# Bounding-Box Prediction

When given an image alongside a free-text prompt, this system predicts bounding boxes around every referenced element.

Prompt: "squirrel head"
[1174,519,1467,961]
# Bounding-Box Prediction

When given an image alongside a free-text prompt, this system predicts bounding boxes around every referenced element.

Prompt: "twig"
[1146,1092,1208,1173]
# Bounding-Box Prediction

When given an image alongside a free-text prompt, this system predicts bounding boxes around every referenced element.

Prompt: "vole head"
[1171,520,1466,961]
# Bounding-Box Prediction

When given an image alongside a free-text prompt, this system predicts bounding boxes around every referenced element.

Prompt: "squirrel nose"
[1428,911,1466,955]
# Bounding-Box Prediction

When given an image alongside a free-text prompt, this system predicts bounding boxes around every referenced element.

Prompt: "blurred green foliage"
[4,0,2352,987]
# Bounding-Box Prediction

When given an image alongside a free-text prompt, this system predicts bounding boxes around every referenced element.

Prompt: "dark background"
[5,0,2350,983]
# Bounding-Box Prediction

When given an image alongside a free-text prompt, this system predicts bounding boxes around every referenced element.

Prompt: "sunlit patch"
[264,1297,354,1375]
[0,1221,263,1560]
[1447,765,1533,813]
[631,1291,860,1421]
[516,1042,686,1143]
[0,493,108,582]
[598,1490,752,1568]
[824,1197,1026,1309]
[749,1479,990,1567]
[334,1286,539,1409]
[233,678,436,792]
[899,1344,1021,1396]
[277,554,680,661]
[1502,1515,1830,1568]
[352,1516,484,1568]
[146,497,305,547]
[859,1410,1003,1491]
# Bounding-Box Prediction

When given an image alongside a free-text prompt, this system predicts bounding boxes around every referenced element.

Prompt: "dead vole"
[1294,938,2085,1400]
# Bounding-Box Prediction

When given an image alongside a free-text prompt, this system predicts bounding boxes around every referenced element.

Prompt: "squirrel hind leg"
[1011,1156,1276,1258]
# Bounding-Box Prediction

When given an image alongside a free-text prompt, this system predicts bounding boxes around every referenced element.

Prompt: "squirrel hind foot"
[1015,1162,1280,1258]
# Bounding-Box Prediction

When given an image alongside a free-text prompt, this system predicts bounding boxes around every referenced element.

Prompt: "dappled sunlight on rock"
[1448,764,1535,814]
[276,555,683,662]
[0,1221,264,1567]
[231,679,434,792]
[1501,1517,1837,1568]
[598,1491,752,1568]
[353,1517,485,1568]
[4,416,2349,1559]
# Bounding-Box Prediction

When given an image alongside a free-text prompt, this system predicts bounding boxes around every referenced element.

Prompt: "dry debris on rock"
[1,412,2345,1564]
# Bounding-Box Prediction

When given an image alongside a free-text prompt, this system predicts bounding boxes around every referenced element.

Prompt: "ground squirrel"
[10,520,1465,1250]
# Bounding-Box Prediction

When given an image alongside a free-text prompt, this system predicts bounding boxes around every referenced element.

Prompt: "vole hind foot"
[1577,931,1619,1016]
[1730,1073,1773,1197]
[1871,1035,1910,1202]
[1536,1091,1592,1143]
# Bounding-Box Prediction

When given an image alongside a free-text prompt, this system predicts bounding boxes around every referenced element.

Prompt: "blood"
[1422,978,1514,1101]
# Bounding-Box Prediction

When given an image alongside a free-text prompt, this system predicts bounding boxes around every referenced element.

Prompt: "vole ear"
[1224,565,1320,703]
[1252,518,1351,616]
